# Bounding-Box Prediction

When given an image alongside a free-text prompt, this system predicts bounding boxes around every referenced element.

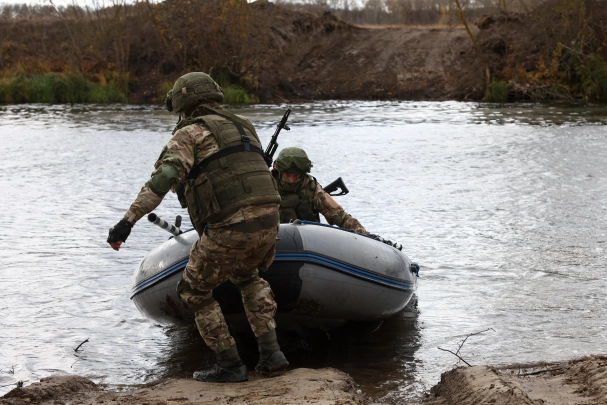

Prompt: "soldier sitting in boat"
[272,147,368,234]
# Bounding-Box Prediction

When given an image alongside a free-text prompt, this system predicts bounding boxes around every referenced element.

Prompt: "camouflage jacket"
[272,171,367,234]
[124,112,278,227]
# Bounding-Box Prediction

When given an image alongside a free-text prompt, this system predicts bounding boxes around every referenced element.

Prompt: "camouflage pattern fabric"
[124,106,278,226]
[275,173,367,234]
[178,225,279,352]
[312,179,367,234]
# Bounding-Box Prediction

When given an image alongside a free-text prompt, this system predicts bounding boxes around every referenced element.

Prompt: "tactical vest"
[272,171,321,223]
[179,107,281,230]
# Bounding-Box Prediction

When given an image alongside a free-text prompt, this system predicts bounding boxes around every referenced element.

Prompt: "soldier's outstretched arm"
[313,183,368,234]
[107,128,198,250]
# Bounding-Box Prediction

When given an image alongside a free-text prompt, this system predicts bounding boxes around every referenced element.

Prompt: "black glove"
[107,219,133,244]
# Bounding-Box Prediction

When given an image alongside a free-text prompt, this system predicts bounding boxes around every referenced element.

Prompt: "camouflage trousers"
[177,224,279,353]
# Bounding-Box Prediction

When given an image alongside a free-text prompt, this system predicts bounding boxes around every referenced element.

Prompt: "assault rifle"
[323,177,349,196]
[264,108,291,167]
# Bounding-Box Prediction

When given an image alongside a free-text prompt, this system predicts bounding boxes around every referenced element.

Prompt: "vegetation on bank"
[484,53,607,103]
[484,46,607,103]
[477,1,607,103]
[0,72,128,104]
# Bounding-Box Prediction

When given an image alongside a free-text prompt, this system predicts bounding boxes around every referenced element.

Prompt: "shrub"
[484,80,509,103]
[223,85,250,104]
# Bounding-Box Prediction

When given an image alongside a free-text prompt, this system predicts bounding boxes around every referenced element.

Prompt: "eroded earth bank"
[2,355,607,404]
[2,0,606,103]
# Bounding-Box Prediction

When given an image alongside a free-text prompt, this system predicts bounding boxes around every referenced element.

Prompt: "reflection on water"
[1,101,606,403]
[151,297,420,403]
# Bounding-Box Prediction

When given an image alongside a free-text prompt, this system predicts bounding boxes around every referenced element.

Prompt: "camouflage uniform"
[178,225,277,351]
[271,171,367,234]
[124,106,280,353]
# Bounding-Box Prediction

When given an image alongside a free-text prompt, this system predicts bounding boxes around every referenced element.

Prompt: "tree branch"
[438,328,495,367]
[74,338,89,352]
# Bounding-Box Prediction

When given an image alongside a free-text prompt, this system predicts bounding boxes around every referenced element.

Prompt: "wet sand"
[0,368,364,405]
[2,355,606,405]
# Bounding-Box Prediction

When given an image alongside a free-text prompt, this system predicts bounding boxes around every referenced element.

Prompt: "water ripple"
[1,101,606,402]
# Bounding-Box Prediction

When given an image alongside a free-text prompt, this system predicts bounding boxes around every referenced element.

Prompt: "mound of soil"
[1,376,98,405]
[426,355,607,405]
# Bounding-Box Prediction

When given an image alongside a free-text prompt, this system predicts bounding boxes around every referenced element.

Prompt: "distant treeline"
[272,0,546,26]
[1,0,547,26]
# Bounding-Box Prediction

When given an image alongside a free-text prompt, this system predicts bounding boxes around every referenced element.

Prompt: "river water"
[0,101,606,403]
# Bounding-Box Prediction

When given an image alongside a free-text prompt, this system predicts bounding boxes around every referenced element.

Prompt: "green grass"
[223,85,250,104]
[0,72,128,104]
[213,70,251,104]
[484,80,509,103]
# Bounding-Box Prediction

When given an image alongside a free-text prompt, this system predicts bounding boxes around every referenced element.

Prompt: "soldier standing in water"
[107,72,288,383]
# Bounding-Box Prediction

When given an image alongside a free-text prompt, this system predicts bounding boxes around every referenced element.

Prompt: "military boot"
[193,345,248,383]
[255,330,289,374]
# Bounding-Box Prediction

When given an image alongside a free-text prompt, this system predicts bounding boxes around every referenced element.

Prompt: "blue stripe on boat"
[131,258,188,299]
[131,252,414,298]
[274,253,414,290]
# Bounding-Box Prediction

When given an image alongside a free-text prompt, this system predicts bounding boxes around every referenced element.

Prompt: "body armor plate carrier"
[178,106,281,231]
[273,172,321,224]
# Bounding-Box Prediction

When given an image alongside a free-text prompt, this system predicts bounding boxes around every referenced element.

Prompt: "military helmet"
[275,147,312,174]
[164,72,224,113]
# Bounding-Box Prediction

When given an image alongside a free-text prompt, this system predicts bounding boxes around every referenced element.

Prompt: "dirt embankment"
[248,6,485,102]
[3,356,607,405]
[127,1,488,103]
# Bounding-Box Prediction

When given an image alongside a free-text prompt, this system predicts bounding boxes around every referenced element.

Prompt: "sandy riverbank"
[2,355,606,405]
[0,368,364,405]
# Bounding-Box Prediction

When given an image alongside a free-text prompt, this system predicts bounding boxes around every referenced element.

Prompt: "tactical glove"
[107,219,133,244]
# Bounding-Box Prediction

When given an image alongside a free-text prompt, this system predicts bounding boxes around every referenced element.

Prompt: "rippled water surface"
[1,101,606,403]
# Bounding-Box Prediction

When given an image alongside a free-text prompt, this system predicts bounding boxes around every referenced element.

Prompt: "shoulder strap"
[186,143,265,180]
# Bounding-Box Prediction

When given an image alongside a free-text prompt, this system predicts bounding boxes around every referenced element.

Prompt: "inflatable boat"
[131,220,419,333]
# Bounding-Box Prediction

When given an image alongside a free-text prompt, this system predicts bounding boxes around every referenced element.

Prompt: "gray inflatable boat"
[131,220,418,333]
